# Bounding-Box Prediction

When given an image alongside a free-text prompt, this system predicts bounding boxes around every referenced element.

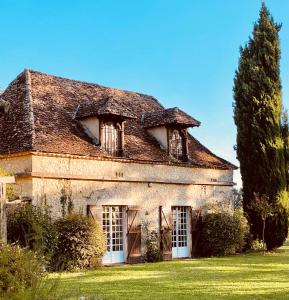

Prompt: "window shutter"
[87,205,102,224]
[190,208,202,257]
[159,206,172,260]
[127,206,142,264]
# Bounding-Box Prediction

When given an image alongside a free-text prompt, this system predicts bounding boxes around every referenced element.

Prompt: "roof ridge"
[28,68,160,101]
[24,69,35,148]
[1,69,26,95]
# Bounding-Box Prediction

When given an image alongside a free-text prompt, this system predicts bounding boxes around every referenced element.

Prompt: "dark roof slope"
[0,69,236,170]
[143,107,200,128]
[0,70,34,153]
[76,96,136,120]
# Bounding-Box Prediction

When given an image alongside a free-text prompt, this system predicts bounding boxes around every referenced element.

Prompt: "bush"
[198,210,249,257]
[265,206,288,250]
[7,204,57,259]
[0,243,44,297]
[250,239,264,252]
[52,213,106,271]
[143,224,162,263]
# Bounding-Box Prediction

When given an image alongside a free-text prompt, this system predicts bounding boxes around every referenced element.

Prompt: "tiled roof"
[143,107,200,128]
[76,96,137,120]
[0,69,236,170]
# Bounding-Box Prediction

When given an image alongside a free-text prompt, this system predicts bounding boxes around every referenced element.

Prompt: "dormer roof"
[75,96,137,120]
[142,107,200,128]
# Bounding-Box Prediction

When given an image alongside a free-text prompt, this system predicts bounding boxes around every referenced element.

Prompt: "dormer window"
[142,107,200,162]
[102,121,122,156]
[74,95,136,158]
[170,130,184,160]
[168,128,188,161]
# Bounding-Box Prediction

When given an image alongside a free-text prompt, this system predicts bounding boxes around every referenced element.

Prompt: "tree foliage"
[52,213,106,271]
[198,210,249,257]
[281,109,289,189]
[233,3,288,249]
[0,243,44,296]
[7,204,57,258]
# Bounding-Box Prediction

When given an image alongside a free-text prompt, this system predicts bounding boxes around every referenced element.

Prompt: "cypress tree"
[233,3,288,249]
[281,110,289,189]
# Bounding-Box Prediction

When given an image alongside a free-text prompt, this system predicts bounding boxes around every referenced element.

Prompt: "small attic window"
[169,129,188,161]
[102,121,122,157]
[170,130,183,160]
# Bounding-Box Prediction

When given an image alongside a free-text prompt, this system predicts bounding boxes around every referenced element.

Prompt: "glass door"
[172,206,189,258]
[102,206,125,264]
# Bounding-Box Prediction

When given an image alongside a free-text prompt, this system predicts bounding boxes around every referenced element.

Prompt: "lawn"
[46,241,289,300]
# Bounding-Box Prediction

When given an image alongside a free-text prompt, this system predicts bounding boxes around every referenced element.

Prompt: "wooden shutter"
[126,206,142,264]
[159,206,172,260]
[190,208,202,257]
[87,205,102,224]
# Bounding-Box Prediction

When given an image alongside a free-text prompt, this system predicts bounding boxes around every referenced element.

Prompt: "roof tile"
[0,69,236,170]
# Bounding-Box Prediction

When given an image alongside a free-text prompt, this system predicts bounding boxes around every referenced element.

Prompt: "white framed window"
[172,206,189,258]
[102,206,125,264]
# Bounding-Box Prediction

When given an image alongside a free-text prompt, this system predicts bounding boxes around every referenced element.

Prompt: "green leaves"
[52,213,106,271]
[198,210,249,257]
[233,3,288,248]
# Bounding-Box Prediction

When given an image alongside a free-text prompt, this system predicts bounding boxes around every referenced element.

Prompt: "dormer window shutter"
[168,128,188,162]
[100,120,124,157]
[181,129,189,162]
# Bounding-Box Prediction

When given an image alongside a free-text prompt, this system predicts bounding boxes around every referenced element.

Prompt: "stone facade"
[0,152,234,262]
[0,69,236,264]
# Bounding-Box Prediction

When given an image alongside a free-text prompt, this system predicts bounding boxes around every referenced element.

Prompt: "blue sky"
[1,0,289,187]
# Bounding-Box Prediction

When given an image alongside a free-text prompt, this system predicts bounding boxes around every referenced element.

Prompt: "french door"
[102,206,125,264]
[172,206,189,258]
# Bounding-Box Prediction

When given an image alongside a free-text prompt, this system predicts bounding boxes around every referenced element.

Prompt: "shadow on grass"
[44,241,289,300]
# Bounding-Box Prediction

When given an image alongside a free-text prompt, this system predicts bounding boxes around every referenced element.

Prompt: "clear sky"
[1,0,289,187]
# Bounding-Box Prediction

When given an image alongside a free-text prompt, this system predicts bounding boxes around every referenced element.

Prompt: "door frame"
[171,206,189,259]
[102,205,126,265]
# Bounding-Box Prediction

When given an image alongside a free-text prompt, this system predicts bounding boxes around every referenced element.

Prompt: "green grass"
[45,241,289,300]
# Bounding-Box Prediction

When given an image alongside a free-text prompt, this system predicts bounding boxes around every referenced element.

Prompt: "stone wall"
[0,154,32,198]
[30,154,234,219]
[0,153,234,219]
[1,153,234,260]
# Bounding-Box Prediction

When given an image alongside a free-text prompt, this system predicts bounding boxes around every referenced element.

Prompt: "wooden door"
[87,205,102,223]
[190,208,202,257]
[159,206,172,260]
[126,206,142,264]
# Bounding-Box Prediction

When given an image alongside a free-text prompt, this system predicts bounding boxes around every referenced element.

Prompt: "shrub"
[251,239,264,252]
[199,210,249,257]
[7,204,57,259]
[0,243,44,297]
[52,213,106,271]
[143,223,162,263]
[265,206,288,250]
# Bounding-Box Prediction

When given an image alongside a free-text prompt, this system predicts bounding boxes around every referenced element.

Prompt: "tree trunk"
[262,218,266,255]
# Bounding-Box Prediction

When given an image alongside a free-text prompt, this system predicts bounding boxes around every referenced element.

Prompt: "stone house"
[0,69,236,264]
